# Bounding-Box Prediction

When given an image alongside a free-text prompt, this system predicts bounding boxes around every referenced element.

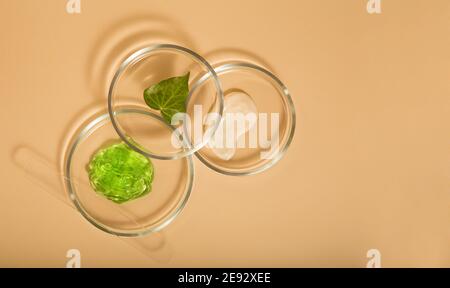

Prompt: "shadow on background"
[7,13,201,264]
[86,13,197,101]
[202,47,276,73]
[10,14,284,266]
[11,144,173,264]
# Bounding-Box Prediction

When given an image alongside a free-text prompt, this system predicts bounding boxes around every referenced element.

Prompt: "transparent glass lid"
[194,62,296,176]
[108,44,224,160]
[63,107,194,237]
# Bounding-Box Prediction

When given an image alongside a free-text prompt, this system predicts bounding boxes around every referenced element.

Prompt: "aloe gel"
[87,142,154,204]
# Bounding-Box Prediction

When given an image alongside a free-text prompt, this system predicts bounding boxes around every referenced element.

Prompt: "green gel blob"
[87,142,154,204]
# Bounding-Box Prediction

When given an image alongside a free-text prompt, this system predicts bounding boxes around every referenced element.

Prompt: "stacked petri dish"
[63,44,295,237]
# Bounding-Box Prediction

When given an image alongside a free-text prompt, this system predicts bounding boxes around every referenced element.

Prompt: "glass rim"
[108,43,224,160]
[194,61,297,176]
[64,108,195,237]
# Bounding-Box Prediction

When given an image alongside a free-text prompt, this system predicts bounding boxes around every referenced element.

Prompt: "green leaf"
[143,72,190,123]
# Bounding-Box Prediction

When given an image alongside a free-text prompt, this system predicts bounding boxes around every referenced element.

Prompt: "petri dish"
[108,44,224,160]
[63,107,194,237]
[194,62,296,176]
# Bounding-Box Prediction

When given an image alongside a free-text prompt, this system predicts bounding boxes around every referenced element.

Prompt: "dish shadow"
[10,13,199,264]
[202,47,276,73]
[86,13,197,101]
[11,143,174,264]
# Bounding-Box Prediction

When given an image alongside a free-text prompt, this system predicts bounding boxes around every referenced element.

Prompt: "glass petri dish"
[63,107,194,237]
[108,44,224,160]
[194,62,296,176]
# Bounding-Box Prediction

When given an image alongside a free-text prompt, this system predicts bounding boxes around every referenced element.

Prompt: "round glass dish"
[63,107,194,237]
[194,62,296,176]
[108,44,224,160]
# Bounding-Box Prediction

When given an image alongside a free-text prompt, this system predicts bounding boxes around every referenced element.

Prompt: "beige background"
[1,0,449,267]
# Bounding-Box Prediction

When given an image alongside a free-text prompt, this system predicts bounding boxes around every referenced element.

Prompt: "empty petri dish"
[108,44,224,160]
[194,62,296,176]
[63,107,194,237]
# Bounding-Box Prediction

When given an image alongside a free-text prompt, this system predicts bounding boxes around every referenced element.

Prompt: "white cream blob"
[208,91,257,160]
